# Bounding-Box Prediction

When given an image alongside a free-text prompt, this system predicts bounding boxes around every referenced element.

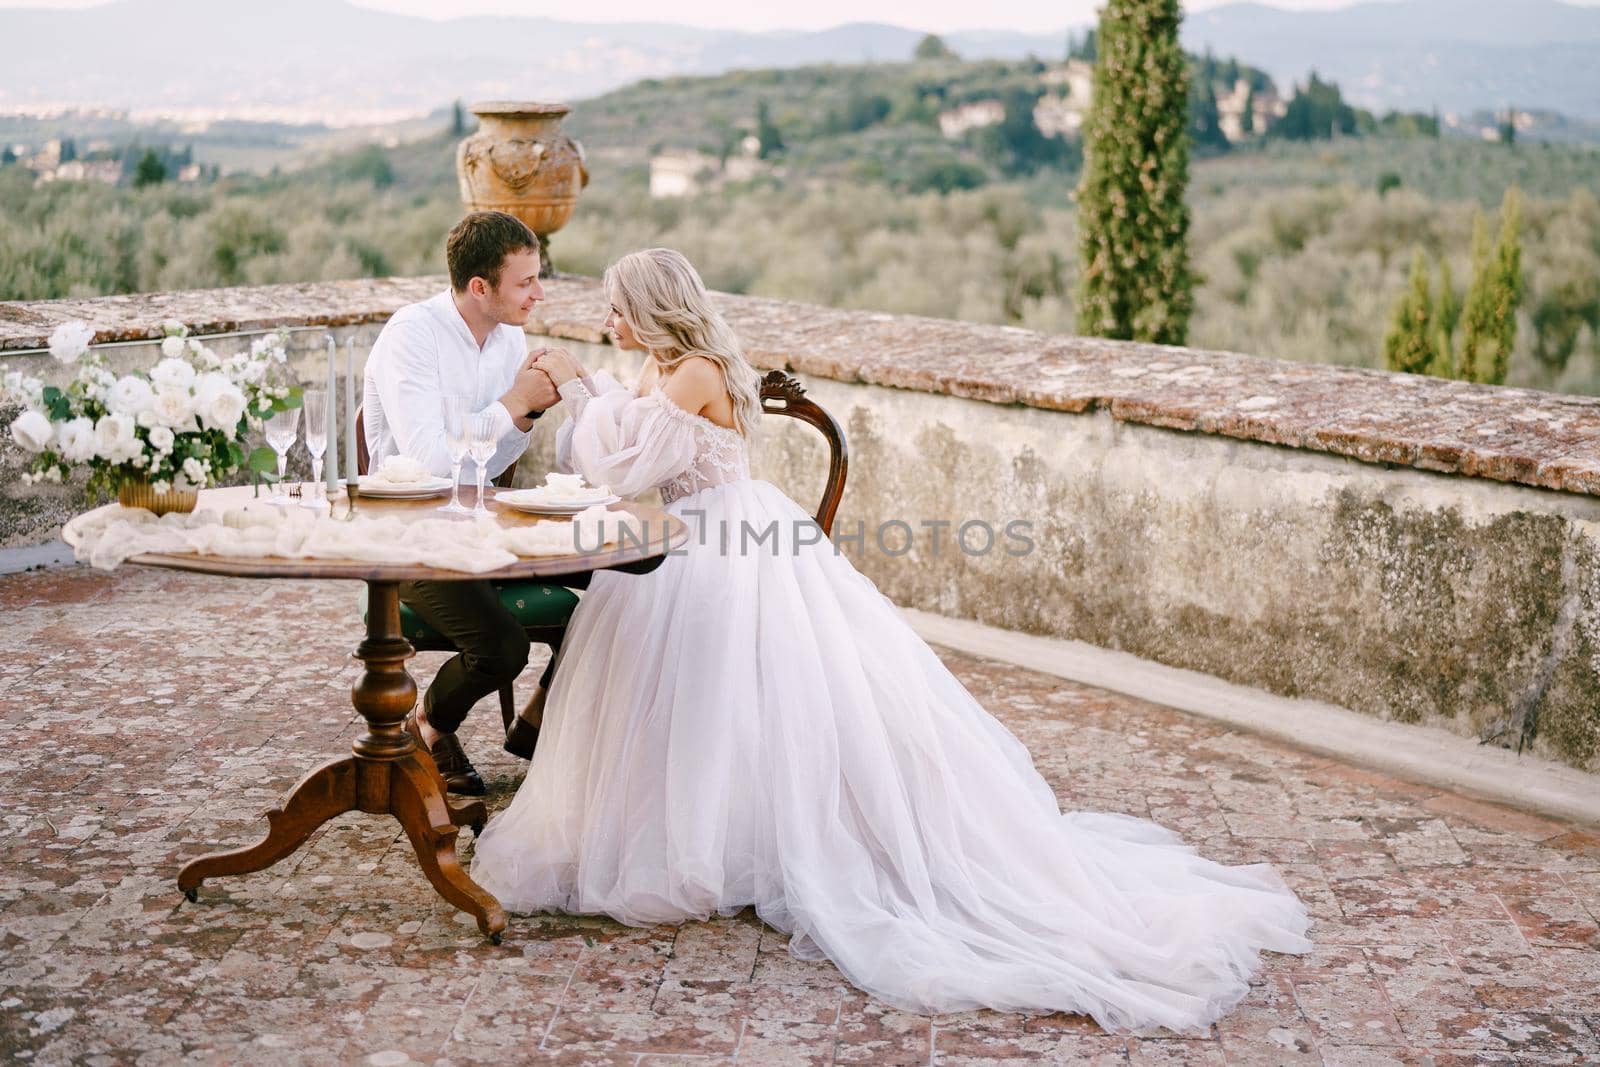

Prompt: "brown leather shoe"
[404,712,487,797]
[504,686,545,760]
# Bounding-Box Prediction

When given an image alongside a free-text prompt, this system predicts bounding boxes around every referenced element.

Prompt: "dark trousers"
[398,579,532,734]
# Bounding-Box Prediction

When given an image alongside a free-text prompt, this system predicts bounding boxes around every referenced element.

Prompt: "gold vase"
[118,479,198,516]
[456,101,589,275]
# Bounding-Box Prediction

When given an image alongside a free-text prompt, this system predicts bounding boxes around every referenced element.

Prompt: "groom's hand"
[502,364,559,431]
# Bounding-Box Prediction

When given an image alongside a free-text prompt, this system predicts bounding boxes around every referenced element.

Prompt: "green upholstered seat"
[360,582,580,645]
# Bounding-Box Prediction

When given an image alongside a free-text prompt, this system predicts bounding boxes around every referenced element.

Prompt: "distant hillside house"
[649,148,769,199]
[938,100,1005,139]
[650,151,719,198]
[1042,59,1095,105]
[1034,59,1095,138]
[1217,78,1285,142]
[36,160,121,185]
[1033,95,1084,139]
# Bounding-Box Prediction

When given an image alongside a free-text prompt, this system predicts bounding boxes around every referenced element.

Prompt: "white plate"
[497,489,621,515]
[357,476,455,498]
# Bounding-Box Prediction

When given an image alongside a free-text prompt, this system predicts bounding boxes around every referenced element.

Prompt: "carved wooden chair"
[758,369,848,535]
[354,406,577,743]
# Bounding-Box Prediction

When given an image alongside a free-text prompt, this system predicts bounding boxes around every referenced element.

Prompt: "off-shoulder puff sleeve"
[553,376,699,498]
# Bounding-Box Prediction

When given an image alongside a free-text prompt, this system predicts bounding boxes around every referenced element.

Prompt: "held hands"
[531,346,584,388]
[502,362,560,428]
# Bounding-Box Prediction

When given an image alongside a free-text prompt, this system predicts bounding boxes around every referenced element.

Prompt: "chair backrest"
[758,370,848,536]
[355,406,517,488]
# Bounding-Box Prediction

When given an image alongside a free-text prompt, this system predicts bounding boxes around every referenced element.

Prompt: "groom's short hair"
[446,211,538,292]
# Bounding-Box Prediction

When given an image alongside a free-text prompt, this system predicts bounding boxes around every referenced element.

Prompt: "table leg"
[177,580,508,943]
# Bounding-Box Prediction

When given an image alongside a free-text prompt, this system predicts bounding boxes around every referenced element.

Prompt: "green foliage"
[1075,0,1195,345]
[1432,256,1460,376]
[132,148,166,188]
[756,100,783,159]
[1274,73,1358,141]
[1458,188,1525,384]
[333,144,396,188]
[914,34,958,62]
[1384,248,1435,374]
[1191,76,1229,154]
[1377,171,1402,197]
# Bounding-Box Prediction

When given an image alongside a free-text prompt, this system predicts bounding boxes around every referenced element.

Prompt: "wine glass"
[263,406,300,507]
[438,397,472,515]
[467,411,498,517]
[301,388,328,508]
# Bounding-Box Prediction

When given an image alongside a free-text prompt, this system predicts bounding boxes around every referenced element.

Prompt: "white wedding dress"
[471,373,1311,1034]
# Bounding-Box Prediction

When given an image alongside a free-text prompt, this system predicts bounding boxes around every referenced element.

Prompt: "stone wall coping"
[5,274,1600,498]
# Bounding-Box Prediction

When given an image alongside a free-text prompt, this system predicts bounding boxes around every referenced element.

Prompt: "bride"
[469,248,1310,1034]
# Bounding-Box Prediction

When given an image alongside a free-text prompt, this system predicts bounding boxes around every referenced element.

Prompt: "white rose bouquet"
[3,321,302,499]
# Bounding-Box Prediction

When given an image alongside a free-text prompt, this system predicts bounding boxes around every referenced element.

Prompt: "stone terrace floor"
[3,565,1599,1067]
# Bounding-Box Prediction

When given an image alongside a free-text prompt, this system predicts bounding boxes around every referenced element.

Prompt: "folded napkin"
[372,454,433,485]
[62,502,647,574]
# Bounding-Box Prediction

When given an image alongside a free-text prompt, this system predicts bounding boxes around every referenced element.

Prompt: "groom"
[364,210,560,795]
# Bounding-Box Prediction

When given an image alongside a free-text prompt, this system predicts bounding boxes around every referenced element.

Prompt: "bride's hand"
[531,347,584,387]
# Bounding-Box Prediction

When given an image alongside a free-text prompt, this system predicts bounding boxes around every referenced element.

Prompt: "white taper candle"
[324,335,339,492]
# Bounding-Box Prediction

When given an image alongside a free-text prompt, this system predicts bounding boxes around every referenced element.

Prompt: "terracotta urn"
[456,102,589,276]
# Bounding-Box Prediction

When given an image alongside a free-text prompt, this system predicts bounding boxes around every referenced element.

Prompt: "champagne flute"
[467,411,497,517]
[301,388,328,508]
[438,397,472,515]
[263,406,300,507]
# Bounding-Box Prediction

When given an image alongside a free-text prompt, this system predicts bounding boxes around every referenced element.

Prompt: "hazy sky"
[3,0,1599,34]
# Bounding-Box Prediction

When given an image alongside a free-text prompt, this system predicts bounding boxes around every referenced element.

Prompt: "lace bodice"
[553,374,750,505]
[649,393,751,505]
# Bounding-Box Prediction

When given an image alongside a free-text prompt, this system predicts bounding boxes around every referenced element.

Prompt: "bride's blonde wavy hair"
[603,248,762,438]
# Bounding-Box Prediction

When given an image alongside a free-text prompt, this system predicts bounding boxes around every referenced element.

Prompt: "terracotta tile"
[541,1010,740,1057]
[933,1021,1129,1064]
[734,1019,839,1066]
[1126,1037,1226,1064]
[1290,973,1406,1046]
[1421,794,1572,840]
[1214,976,1320,1065]
[1395,1009,1599,1054]
[834,996,929,1063]
[1499,896,1600,950]
[441,970,567,1054]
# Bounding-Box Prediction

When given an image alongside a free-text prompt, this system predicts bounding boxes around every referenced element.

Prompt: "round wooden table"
[67,484,688,943]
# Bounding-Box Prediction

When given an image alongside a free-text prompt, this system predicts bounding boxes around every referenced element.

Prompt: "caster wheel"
[489,931,503,946]
[183,888,198,903]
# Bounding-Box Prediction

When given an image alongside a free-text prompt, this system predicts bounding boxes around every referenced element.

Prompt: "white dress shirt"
[362,290,534,481]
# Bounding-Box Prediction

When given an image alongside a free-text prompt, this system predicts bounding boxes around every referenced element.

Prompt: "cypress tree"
[1384,249,1434,375]
[1457,212,1494,383]
[1075,0,1195,345]
[1459,188,1524,385]
[1487,187,1524,384]
[1428,256,1459,378]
